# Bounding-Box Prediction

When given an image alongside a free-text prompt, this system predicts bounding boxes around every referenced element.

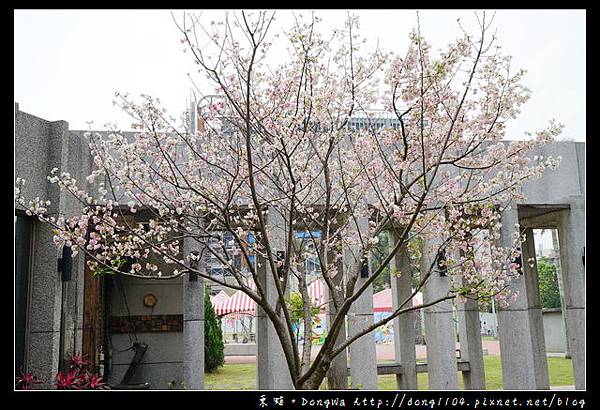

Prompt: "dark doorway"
[15,212,33,375]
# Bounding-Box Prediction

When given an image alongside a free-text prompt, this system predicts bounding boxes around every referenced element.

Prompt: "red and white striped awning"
[306,279,424,313]
[216,278,257,318]
[308,279,328,310]
[213,278,425,317]
[218,290,256,318]
[373,288,423,312]
[210,290,230,308]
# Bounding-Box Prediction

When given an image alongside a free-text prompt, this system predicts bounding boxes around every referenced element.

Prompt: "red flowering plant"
[69,352,91,371]
[55,369,83,390]
[15,372,42,390]
[82,372,107,389]
[55,352,108,390]
[15,353,108,390]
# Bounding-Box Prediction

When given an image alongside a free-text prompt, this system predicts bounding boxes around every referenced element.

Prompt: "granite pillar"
[182,235,204,390]
[325,254,349,390]
[557,200,585,389]
[26,223,63,388]
[346,218,378,390]
[523,228,550,389]
[390,231,418,389]
[496,206,549,390]
[256,208,294,389]
[421,237,458,390]
[454,247,486,390]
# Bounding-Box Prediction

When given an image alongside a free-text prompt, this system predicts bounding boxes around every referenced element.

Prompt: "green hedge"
[205,290,225,372]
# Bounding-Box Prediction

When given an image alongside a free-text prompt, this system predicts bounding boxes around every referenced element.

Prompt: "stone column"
[346,218,378,390]
[454,247,485,389]
[550,229,570,357]
[390,230,418,389]
[74,253,86,356]
[256,208,294,389]
[25,120,71,388]
[523,228,550,388]
[182,235,205,390]
[557,199,585,390]
[325,254,349,390]
[26,223,63,388]
[420,237,458,390]
[496,206,549,389]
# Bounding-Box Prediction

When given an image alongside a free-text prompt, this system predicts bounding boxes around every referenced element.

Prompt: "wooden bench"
[374,360,471,375]
[348,360,471,386]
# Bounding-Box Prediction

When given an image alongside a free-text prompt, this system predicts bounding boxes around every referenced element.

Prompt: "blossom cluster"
[15,12,562,311]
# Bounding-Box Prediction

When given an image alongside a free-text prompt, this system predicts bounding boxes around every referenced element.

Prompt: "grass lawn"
[205,356,574,390]
[205,362,257,390]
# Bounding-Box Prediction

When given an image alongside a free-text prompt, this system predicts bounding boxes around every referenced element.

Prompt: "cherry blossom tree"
[15,11,562,389]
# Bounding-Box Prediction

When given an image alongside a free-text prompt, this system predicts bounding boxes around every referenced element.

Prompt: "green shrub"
[205,290,225,372]
[538,257,561,309]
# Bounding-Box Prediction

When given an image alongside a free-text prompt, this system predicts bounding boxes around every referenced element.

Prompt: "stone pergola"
[15,104,585,390]
[173,139,587,391]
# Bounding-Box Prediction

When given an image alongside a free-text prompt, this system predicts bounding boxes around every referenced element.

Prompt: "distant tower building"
[187,93,227,134]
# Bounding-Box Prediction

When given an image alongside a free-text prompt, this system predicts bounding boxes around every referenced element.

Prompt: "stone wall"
[107,276,184,389]
[542,308,567,353]
[14,104,92,388]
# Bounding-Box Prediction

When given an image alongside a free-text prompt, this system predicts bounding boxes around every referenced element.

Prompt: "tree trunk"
[298,359,332,390]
